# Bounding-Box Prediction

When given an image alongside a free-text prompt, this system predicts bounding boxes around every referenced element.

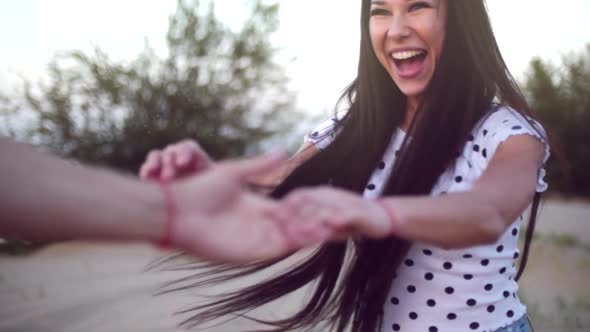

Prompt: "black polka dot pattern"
[368,107,548,331]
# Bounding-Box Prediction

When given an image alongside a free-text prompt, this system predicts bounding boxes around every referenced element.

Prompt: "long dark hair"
[161,1,546,331]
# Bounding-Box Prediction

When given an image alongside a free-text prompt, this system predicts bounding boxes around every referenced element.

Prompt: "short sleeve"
[303,112,346,150]
[475,106,550,192]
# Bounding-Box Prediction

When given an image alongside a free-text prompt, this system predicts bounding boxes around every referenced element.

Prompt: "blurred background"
[0,1,588,331]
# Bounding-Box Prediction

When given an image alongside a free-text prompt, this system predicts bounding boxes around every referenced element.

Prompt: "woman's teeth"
[391,50,425,60]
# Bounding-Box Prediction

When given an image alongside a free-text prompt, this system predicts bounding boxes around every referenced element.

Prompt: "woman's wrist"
[375,199,399,235]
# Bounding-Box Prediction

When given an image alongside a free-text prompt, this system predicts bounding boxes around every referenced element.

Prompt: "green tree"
[2,0,297,173]
[523,44,590,197]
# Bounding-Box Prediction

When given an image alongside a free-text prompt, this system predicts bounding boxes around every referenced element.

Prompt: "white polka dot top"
[305,105,550,332]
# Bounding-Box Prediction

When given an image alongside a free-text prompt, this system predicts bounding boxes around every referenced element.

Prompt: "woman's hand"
[280,187,393,246]
[139,139,213,181]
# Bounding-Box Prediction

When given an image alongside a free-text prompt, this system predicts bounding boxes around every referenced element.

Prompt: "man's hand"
[167,152,298,263]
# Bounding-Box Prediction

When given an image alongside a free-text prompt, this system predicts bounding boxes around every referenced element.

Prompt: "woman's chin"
[397,84,427,99]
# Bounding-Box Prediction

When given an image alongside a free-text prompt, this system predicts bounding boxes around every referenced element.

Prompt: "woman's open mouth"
[391,49,428,79]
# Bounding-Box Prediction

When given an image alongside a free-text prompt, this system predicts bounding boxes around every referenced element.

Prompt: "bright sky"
[0,0,589,114]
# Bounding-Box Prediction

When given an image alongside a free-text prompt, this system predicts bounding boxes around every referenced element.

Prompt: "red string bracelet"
[157,180,177,249]
[376,199,398,235]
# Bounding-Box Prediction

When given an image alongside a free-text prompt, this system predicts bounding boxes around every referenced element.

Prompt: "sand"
[0,199,588,332]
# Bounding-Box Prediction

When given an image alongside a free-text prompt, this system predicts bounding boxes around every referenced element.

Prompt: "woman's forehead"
[370,0,440,5]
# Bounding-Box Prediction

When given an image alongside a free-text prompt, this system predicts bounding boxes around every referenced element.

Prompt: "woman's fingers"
[176,140,199,168]
[175,145,193,167]
[222,151,287,181]
[281,195,348,245]
[140,139,211,181]
[161,147,178,181]
[170,140,212,176]
[298,189,390,237]
[281,189,378,245]
[139,150,162,180]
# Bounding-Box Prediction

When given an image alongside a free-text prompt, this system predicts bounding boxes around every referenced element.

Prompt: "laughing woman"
[143,1,549,331]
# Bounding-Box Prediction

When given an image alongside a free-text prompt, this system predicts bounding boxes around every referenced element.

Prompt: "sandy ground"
[0,199,588,332]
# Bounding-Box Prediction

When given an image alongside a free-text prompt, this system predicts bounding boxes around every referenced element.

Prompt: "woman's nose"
[387,14,411,40]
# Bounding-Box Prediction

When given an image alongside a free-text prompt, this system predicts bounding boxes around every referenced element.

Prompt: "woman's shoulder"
[466,103,550,191]
[473,104,548,158]
[477,104,546,135]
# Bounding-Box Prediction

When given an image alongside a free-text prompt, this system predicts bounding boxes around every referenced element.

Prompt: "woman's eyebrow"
[371,1,386,5]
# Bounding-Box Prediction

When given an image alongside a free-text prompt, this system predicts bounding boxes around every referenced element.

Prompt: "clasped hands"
[139,140,394,263]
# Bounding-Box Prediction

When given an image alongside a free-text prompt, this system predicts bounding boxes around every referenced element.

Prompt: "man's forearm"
[0,138,166,243]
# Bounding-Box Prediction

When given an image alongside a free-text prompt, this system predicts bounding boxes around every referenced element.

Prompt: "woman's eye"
[409,2,431,12]
[370,8,390,16]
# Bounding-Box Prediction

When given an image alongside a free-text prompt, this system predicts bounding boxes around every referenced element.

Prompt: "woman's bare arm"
[281,135,546,249]
[384,135,545,249]
[248,142,320,193]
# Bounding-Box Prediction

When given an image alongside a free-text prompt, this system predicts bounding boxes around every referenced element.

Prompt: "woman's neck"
[402,96,420,132]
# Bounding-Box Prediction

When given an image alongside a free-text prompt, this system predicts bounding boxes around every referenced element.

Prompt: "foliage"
[523,44,590,197]
[1,0,296,173]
